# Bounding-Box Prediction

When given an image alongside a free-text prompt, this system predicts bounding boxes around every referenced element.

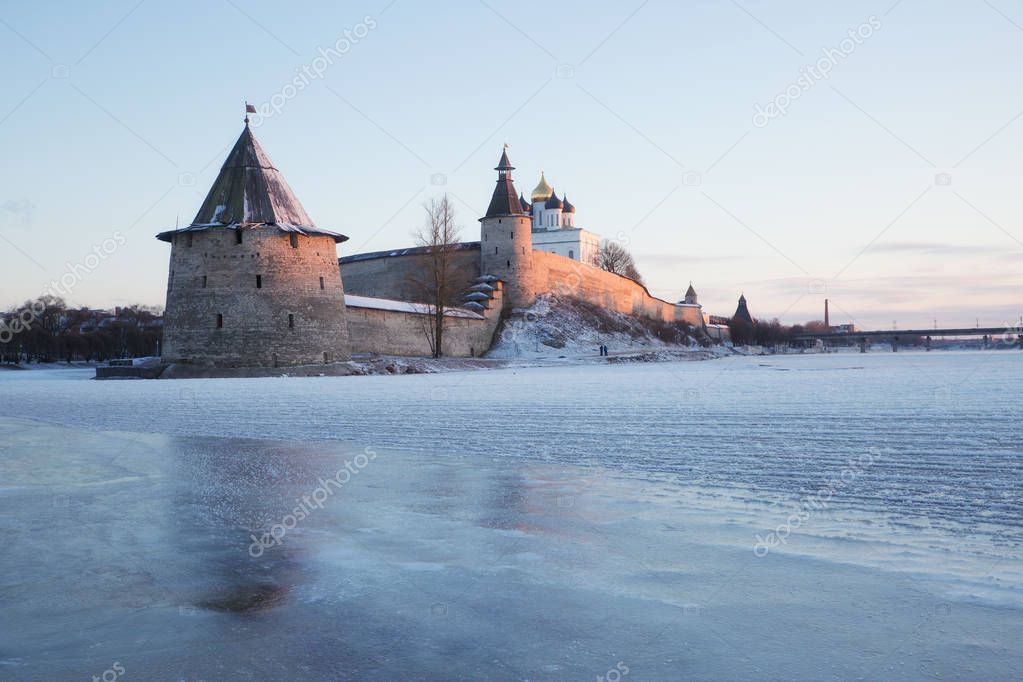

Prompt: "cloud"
[862,241,1007,256]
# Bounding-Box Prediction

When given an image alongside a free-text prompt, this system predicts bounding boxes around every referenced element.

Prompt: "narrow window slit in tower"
[202,275,207,288]
[290,233,298,248]
[216,313,223,328]
[288,314,294,329]
[256,274,262,289]
[319,276,325,290]
[235,231,243,245]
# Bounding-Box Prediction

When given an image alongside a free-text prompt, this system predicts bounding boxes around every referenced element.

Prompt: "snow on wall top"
[344,294,484,319]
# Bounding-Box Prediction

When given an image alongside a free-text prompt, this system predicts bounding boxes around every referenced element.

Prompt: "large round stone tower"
[479,148,535,308]
[156,119,351,367]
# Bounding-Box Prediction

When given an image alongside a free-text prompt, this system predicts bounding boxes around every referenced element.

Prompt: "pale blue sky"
[1,0,1020,329]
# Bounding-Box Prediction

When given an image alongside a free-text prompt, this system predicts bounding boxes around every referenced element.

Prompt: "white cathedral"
[519,171,600,265]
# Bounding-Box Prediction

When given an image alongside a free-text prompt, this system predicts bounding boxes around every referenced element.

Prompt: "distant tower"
[733,293,754,324]
[157,118,351,367]
[480,147,534,308]
[684,282,698,305]
[824,298,830,329]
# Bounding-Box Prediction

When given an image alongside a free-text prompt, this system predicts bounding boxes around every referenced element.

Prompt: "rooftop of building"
[483,148,527,219]
[339,241,482,264]
[157,121,348,243]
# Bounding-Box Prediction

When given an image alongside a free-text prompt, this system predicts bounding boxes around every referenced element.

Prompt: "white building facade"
[522,171,600,264]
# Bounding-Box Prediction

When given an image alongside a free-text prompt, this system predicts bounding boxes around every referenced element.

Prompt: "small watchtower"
[156,115,352,367]
[684,283,698,305]
[479,147,535,308]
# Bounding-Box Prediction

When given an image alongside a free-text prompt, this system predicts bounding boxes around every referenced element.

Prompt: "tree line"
[0,296,163,364]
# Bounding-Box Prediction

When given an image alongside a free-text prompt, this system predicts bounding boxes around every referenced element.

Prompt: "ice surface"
[0,351,1020,680]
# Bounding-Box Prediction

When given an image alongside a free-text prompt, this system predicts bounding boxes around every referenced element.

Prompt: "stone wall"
[338,242,705,356]
[531,251,704,328]
[345,284,503,358]
[340,245,481,301]
[162,226,351,367]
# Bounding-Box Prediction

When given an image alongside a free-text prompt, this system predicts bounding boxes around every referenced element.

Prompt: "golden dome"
[531,171,553,202]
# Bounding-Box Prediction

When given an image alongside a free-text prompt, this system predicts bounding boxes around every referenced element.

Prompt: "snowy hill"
[487,294,719,361]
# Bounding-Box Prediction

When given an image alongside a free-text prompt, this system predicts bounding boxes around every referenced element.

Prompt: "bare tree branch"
[596,240,645,285]
[405,195,471,357]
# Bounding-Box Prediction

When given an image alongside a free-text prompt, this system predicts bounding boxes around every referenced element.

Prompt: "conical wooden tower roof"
[484,148,526,219]
[157,123,347,243]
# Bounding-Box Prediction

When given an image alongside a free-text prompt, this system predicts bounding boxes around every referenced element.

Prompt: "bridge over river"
[792,326,1023,351]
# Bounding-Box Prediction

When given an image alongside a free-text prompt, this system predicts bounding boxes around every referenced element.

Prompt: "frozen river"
[0,351,1020,680]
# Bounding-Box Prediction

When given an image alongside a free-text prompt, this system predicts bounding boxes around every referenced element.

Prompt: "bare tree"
[406,195,470,357]
[595,240,644,285]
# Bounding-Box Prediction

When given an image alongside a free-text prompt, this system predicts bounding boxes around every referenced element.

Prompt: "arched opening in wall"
[216,313,223,328]
[256,275,262,289]
[288,313,294,329]
[569,249,574,259]
[235,231,243,245]
[319,276,325,290]
[323,351,329,364]
[289,233,299,248]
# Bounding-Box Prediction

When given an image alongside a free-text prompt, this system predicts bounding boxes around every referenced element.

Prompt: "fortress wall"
[346,284,504,358]
[531,251,704,328]
[336,246,702,359]
[340,248,481,300]
[346,308,494,357]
